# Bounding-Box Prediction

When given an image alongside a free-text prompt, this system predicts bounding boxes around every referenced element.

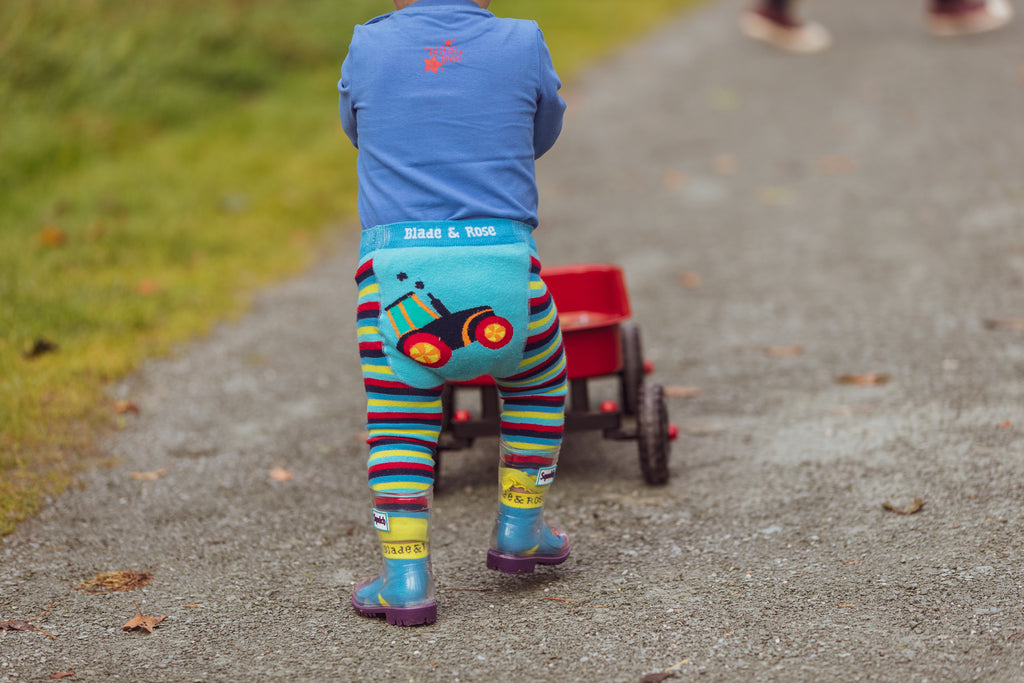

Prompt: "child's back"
[339,0,564,229]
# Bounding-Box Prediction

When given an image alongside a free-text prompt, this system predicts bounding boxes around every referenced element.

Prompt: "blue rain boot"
[352,503,436,626]
[487,443,571,574]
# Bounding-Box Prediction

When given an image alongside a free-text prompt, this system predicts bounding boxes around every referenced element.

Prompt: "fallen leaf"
[763,344,804,358]
[130,468,166,481]
[663,385,701,399]
[661,169,687,191]
[0,619,37,632]
[757,186,796,206]
[837,373,890,386]
[0,603,56,639]
[23,338,58,359]
[998,420,1012,429]
[49,671,75,680]
[76,570,152,593]
[39,225,67,248]
[122,614,166,633]
[269,467,294,482]
[678,271,702,289]
[816,154,856,175]
[882,498,925,515]
[711,154,736,175]
[114,400,140,414]
[708,87,740,112]
[641,674,674,683]
[984,318,1024,332]
[640,659,690,683]
[122,602,166,633]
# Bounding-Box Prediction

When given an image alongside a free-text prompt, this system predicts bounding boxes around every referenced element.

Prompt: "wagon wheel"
[474,315,512,349]
[402,332,452,368]
[637,382,670,485]
[619,321,644,416]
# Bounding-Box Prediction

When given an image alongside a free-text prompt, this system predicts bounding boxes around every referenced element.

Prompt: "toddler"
[338,0,570,626]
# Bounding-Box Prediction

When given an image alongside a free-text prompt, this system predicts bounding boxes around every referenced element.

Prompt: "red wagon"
[437,263,677,485]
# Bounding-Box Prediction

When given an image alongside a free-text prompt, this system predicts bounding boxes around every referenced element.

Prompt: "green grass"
[0,0,703,535]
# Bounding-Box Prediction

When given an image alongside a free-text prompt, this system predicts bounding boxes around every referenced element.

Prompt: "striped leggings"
[356,255,568,500]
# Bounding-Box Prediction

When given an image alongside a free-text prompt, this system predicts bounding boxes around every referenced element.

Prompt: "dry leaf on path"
[711,154,736,175]
[114,400,140,414]
[998,420,1012,429]
[764,345,804,358]
[130,469,166,481]
[678,272,702,289]
[0,619,38,633]
[269,467,294,482]
[641,659,690,683]
[1,603,56,638]
[837,373,890,386]
[984,318,1024,332]
[641,674,674,683]
[661,169,687,191]
[122,602,167,633]
[757,186,796,206]
[77,570,152,593]
[49,671,75,680]
[664,385,702,399]
[882,498,925,515]
[708,87,740,111]
[816,154,856,175]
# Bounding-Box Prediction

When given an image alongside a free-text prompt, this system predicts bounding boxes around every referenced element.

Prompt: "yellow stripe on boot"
[499,467,547,509]
[377,516,430,559]
[381,541,429,560]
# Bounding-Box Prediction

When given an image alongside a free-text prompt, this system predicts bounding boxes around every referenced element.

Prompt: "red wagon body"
[438,264,675,485]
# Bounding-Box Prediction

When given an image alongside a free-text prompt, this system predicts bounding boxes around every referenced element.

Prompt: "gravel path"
[3,1,1024,680]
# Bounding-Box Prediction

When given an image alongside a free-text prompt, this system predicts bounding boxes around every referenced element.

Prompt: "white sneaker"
[928,0,1014,36]
[739,8,833,54]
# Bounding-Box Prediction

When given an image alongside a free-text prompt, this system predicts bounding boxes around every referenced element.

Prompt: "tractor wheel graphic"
[474,315,512,350]
[402,332,452,368]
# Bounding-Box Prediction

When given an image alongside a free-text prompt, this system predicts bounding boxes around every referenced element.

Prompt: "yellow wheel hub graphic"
[484,323,507,344]
[409,341,442,365]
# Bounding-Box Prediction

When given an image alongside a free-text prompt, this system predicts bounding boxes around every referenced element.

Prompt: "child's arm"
[533,29,565,159]
[338,46,358,148]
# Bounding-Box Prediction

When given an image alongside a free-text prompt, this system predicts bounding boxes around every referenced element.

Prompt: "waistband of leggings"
[360,219,535,257]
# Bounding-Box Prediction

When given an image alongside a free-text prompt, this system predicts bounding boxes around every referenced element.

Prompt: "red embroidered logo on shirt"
[424,40,462,73]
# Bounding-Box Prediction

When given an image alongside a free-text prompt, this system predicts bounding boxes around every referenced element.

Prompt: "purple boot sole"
[351,578,437,626]
[486,539,572,575]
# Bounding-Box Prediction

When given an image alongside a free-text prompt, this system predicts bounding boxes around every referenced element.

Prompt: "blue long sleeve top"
[338,0,565,229]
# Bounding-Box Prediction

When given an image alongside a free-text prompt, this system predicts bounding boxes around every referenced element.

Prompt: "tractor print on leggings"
[385,273,513,368]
